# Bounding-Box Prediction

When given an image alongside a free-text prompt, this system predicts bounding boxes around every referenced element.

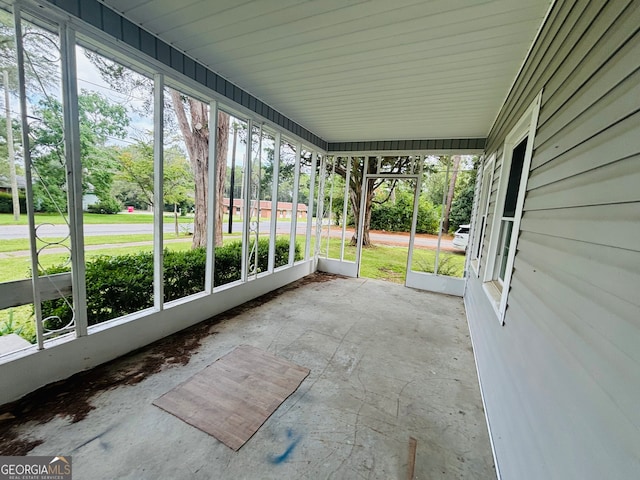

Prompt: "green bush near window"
[86,197,123,214]
[40,237,301,329]
[370,191,441,234]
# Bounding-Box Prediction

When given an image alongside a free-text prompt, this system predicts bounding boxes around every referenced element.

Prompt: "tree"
[114,140,194,235]
[169,91,209,247]
[333,156,414,246]
[449,172,476,231]
[442,155,461,233]
[114,142,155,209]
[0,10,60,218]
[86,50,230,248]
[30,90,128,212]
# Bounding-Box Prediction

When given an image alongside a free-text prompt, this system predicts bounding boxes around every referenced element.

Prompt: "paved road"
[0,221,454,250]
[0,221,278,239]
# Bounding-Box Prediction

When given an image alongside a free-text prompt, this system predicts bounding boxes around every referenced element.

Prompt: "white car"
[452,224,470,251]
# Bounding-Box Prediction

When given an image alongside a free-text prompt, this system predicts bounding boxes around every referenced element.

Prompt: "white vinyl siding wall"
[466,0,640,478]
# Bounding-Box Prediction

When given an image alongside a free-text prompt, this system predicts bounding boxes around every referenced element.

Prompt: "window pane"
[0,10,58,348]
[163,87,207,300]
[296,148,312,261]
[21,16,70,340]
[498,220,513,281]
[216,114,246,286]
[276,139,296,267]
[75,45,157,323]
[503,138,527,217]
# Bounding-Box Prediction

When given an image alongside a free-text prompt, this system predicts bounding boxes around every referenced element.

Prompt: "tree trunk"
[215,111,229,245]
[349,177,374,246]
[170,90,228,248]
[3,70,19,221]
[173,202,179,236]
[442,155,461,233]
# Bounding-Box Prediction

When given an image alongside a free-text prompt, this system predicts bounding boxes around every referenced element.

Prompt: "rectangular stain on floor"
[153,345,310,451]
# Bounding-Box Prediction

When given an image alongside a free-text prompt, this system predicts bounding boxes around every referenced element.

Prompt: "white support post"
[288,143,301,265]
[153,75,164,309]
[60,25,88,337]
[340,157,351,261]
[268,132,281,272]
[14,7,43,349]
[305,151,318,260]
[325,156,336,257]
[355,157,369,276]
[205,101,218,292]
[251,123,262,277]
[314,154,326,258]
[434,162,451,275]
[406,156,423,278]
[241,119,252,282]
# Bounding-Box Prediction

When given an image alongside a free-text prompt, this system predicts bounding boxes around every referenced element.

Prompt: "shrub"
[87,197,122,214]
[0,191,27,214]
[370,192,441,234]
[40,237,301,327]
[449,180,475,232]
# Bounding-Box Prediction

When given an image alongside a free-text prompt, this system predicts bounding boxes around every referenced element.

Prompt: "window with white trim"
[483,91,541,323]
[470,155,494,275]
[493,138,527,286]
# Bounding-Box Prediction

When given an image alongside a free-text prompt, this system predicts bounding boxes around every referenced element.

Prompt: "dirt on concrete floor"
[0,272,342,456]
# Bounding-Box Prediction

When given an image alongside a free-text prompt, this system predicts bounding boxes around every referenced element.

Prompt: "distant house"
[222,198,308,219]
[0,174,26,194]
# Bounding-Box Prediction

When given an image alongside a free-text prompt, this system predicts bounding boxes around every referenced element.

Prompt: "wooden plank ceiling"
[100,0,550,143]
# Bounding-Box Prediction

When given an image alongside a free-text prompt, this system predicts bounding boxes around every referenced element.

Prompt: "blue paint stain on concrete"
[269,428,301,464]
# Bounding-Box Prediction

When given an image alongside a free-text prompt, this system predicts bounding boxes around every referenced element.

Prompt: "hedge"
[0,191,26,214]
[370,193,441,234]
[40,237,301,329]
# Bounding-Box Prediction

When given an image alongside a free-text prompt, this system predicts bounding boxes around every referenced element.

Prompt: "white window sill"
[482,280,502,318]
[470,259,479,277]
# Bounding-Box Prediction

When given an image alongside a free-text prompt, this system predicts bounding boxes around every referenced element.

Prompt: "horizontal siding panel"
[516,232,640,321]
[520,202,640,252]
[475,2,640,478]
[526,155,640,210]
[506,271,640,474]
[529,112,640,188]
[511,251,640,421]
[538,6,640,128]
[486,0,582,152]
[534,69,640,165]
[464,280,554,479]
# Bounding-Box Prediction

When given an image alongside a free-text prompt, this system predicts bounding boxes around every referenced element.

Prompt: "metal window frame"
[152,74,164,308]
[59,23,88,338]
[268,132,281,273]
[241,118,253,282]
[305,151,318,260]
[205,100,218,293]
[339,156,352,262]
[288,142,301,265]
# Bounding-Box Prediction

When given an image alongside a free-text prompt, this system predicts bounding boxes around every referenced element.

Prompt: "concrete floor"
[0,274,495,479]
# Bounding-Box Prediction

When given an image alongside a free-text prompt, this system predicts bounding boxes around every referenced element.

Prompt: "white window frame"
[483,91,542,324]
[470,153,495,276]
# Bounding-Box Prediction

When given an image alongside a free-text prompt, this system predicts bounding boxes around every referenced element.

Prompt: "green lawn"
[325,238,465,283]
[0,233,194,253]
[0,212,280,226]
[0,212,200,225]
